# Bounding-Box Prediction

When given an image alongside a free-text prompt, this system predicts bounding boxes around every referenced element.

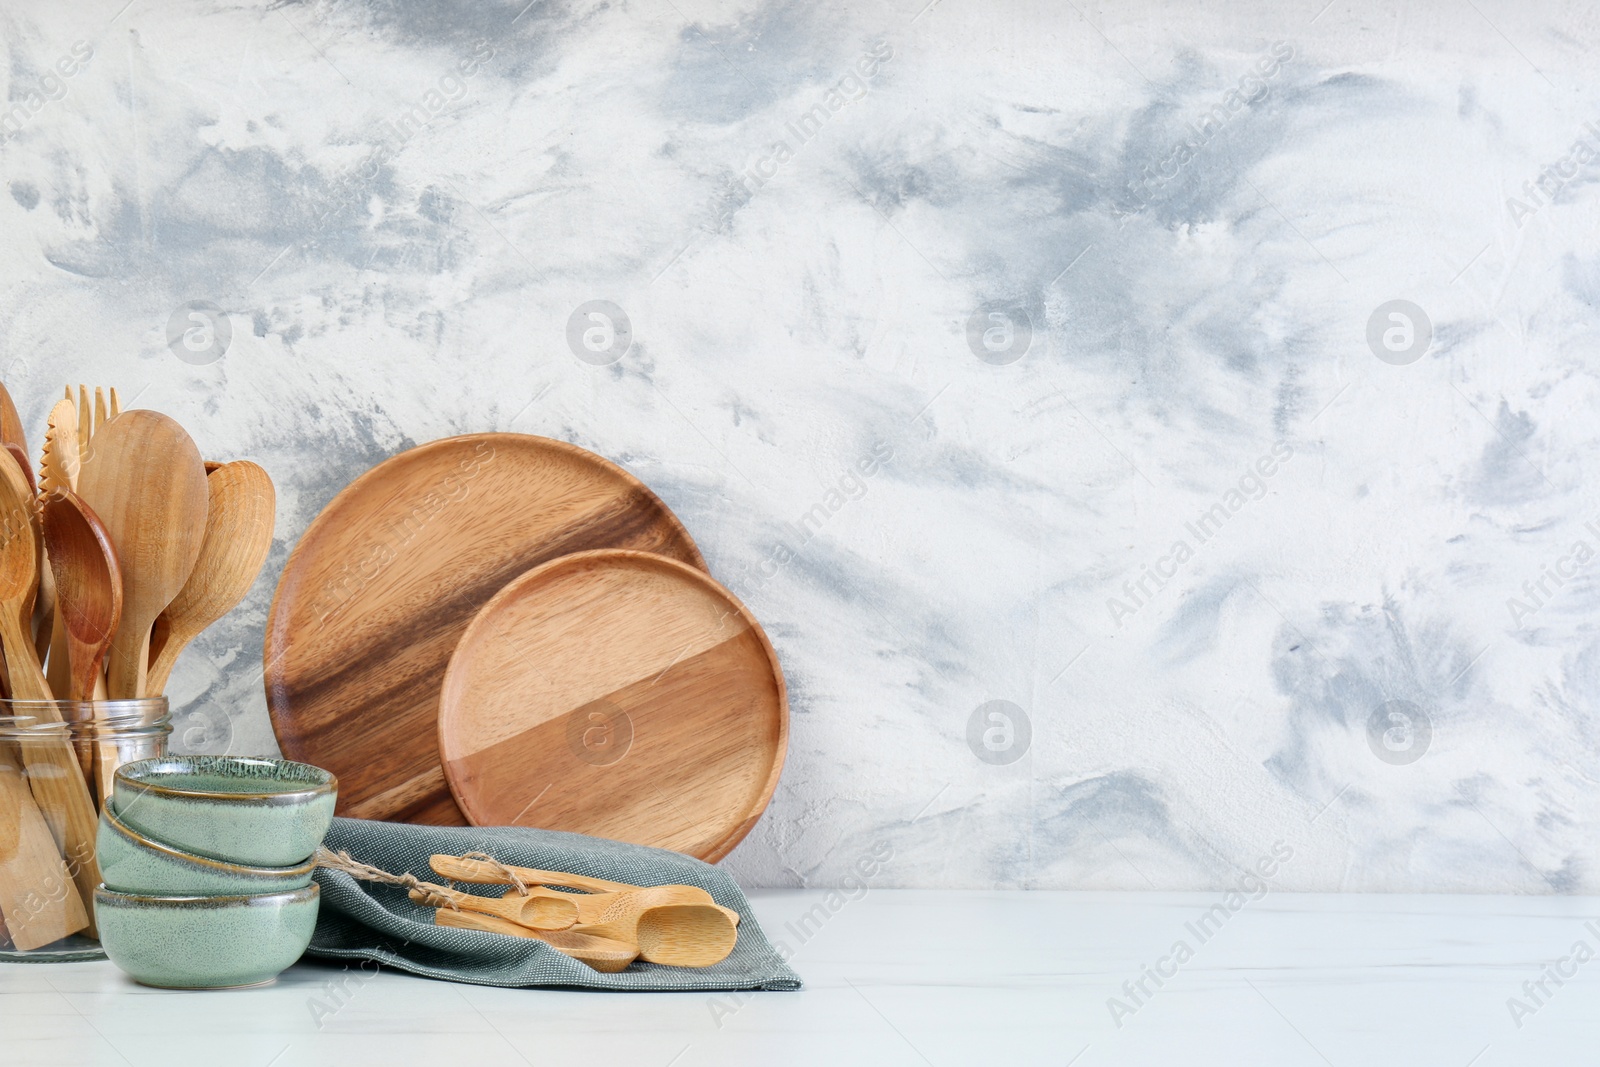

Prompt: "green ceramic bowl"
[95,884,320,989]
[98,801,316,896]
[113,756,337,867]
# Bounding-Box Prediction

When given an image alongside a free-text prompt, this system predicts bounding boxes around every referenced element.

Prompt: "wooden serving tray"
[264,434,706,824]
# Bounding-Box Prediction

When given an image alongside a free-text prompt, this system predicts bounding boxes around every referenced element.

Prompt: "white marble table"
[3,890,1595,1065]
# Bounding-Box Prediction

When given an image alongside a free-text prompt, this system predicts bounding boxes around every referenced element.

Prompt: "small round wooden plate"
[265,434,706,825]
[438,549,787,862]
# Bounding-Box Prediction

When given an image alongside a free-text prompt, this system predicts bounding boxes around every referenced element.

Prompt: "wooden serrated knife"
[41,397,82,698]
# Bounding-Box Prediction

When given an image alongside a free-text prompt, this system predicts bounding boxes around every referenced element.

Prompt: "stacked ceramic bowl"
[94,756,337,989]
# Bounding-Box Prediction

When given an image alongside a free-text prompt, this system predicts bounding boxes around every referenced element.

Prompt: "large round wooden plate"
[265,434,707,825]
[438,550,787,861]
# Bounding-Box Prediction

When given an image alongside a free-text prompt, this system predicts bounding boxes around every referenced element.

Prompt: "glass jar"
[0,699,171,962]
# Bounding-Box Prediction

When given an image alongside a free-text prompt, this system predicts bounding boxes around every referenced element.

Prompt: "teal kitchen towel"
[307,818,801,991]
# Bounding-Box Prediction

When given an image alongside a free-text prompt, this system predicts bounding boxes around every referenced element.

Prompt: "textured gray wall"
[2,0,1596,890]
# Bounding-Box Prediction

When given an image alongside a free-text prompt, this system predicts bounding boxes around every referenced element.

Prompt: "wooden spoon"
[0,380,24,453]
[40,491,121,702]
[433,909,639,972]
[41,490,124,803]
[76,410,209,699]
[0,447,101,929]
[566,891,738,967]
[408,884,578,931]
[144,461,274,697]
[4,444,34,494]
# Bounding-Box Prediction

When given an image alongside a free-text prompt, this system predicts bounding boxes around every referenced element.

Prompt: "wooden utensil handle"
[14,737,102,937]
[407,885,575,932]
[0,618,102,932]
[433,908,639,972]
[0,743,91,950]
[430,854,637,894]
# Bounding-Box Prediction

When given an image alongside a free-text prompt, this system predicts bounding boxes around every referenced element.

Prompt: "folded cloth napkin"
[306,818,801,991]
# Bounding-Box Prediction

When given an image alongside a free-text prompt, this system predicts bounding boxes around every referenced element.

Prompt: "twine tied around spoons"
[312,846,469,911]
[314,847,577,930]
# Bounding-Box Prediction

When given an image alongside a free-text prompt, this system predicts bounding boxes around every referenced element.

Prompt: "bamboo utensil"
[0,447,101,928]
[41,489,124,800]
[601,902,737,967]
[40,491,121,702]
[429,854,640,894]
[72,385,118,455]
[433,909,639,972]
[429,853,741,965]
[0,745,90,950]
[406,883,578,931]
[0,381,24,453]
[145,462,274,697]
[429,854,739,925]
[75,386,89,453]
[76,410,209,699]
[40,397,82,701]
[502,886,738,966]
[4,445,34,494]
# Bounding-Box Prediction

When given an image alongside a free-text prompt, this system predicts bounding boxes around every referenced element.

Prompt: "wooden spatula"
[76,410,208,699]
[145,461,274,696]
[0,746,90,950]
[0,447,101,929]
[433,909,639,972]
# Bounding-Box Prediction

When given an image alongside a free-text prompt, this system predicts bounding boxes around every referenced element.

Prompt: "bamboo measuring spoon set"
[422,853,740,971]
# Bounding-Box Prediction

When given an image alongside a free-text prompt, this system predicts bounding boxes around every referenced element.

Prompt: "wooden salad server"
[433,909,639,972]
[76,410,208,700]
[145,461,274,696]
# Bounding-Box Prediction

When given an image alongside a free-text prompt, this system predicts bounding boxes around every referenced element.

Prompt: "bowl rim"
[115,755,338,803]
[103,802,319,878]
[93,883,320,907]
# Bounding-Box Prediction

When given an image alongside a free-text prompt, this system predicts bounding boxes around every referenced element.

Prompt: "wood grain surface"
[438,550,786,862]
[264,435,707,825]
